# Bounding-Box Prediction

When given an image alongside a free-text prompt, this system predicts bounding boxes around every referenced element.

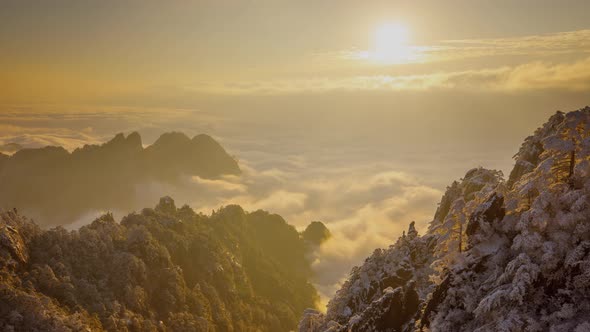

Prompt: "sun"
[370,22,414,64]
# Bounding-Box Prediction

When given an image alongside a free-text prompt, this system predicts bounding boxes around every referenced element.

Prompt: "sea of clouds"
[0,99,563,304]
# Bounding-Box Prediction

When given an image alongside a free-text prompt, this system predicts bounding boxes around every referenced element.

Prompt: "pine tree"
[541,110,590,187]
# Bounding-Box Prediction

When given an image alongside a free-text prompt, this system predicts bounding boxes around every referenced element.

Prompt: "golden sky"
[1,0,590,104]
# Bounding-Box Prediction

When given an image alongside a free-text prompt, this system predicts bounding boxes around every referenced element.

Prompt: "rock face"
[0,198,319,331]
[419,274,451,330]
[465,192,505,247]
[0,132,240,227]
[0,211,31,268]
[300,285,421,332]
[0,224,28,266]
[348,284,420,332]
[143,132,240,179]
[302,221,332,246]
[299,106,590,332]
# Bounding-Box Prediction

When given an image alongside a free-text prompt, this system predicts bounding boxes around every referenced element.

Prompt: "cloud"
[435,29,590,61]
[502,58,590,91]
[0,123,102,153]
[176,29,590,96]
[247,190,308,214]
[334,29,590,65]
[178,165,443,305]
[304,177,441,303]
[183,56,590,95]
[190,175,248,195]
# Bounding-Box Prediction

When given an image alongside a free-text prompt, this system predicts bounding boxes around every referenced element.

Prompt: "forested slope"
[0,197,318,332]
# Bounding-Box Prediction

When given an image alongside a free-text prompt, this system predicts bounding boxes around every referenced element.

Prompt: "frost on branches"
[428,167,504,273]
[300,222,437,332]
[300,106,590,332]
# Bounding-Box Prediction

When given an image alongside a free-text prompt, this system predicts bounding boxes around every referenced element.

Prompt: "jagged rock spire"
[407,221,418,240]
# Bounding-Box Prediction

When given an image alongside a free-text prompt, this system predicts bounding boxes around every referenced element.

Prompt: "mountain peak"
[152,132,191,147]
[143,131,240,179]
[508,106,590,188]
[126,131,142,147]
[302,221,331,246]
[104,132,143,151]
[192,133,215,142]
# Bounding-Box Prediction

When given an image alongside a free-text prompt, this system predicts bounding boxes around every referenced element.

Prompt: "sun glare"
[370,22,415,64]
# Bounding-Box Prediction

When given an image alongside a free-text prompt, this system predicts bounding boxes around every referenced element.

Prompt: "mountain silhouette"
[0,132,240,227]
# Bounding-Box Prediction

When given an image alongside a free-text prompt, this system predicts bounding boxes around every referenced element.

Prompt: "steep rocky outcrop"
[347,284,419,332]
[302,221,331,247]
[465,192,505,248]
[0,211,30,267]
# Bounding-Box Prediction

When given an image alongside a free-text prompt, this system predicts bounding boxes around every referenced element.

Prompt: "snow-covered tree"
[540,109,590,187]
[429,168,503,270]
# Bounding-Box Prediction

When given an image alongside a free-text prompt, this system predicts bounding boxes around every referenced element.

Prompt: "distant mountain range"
[299,106,590,331]
[0,132,240,227]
